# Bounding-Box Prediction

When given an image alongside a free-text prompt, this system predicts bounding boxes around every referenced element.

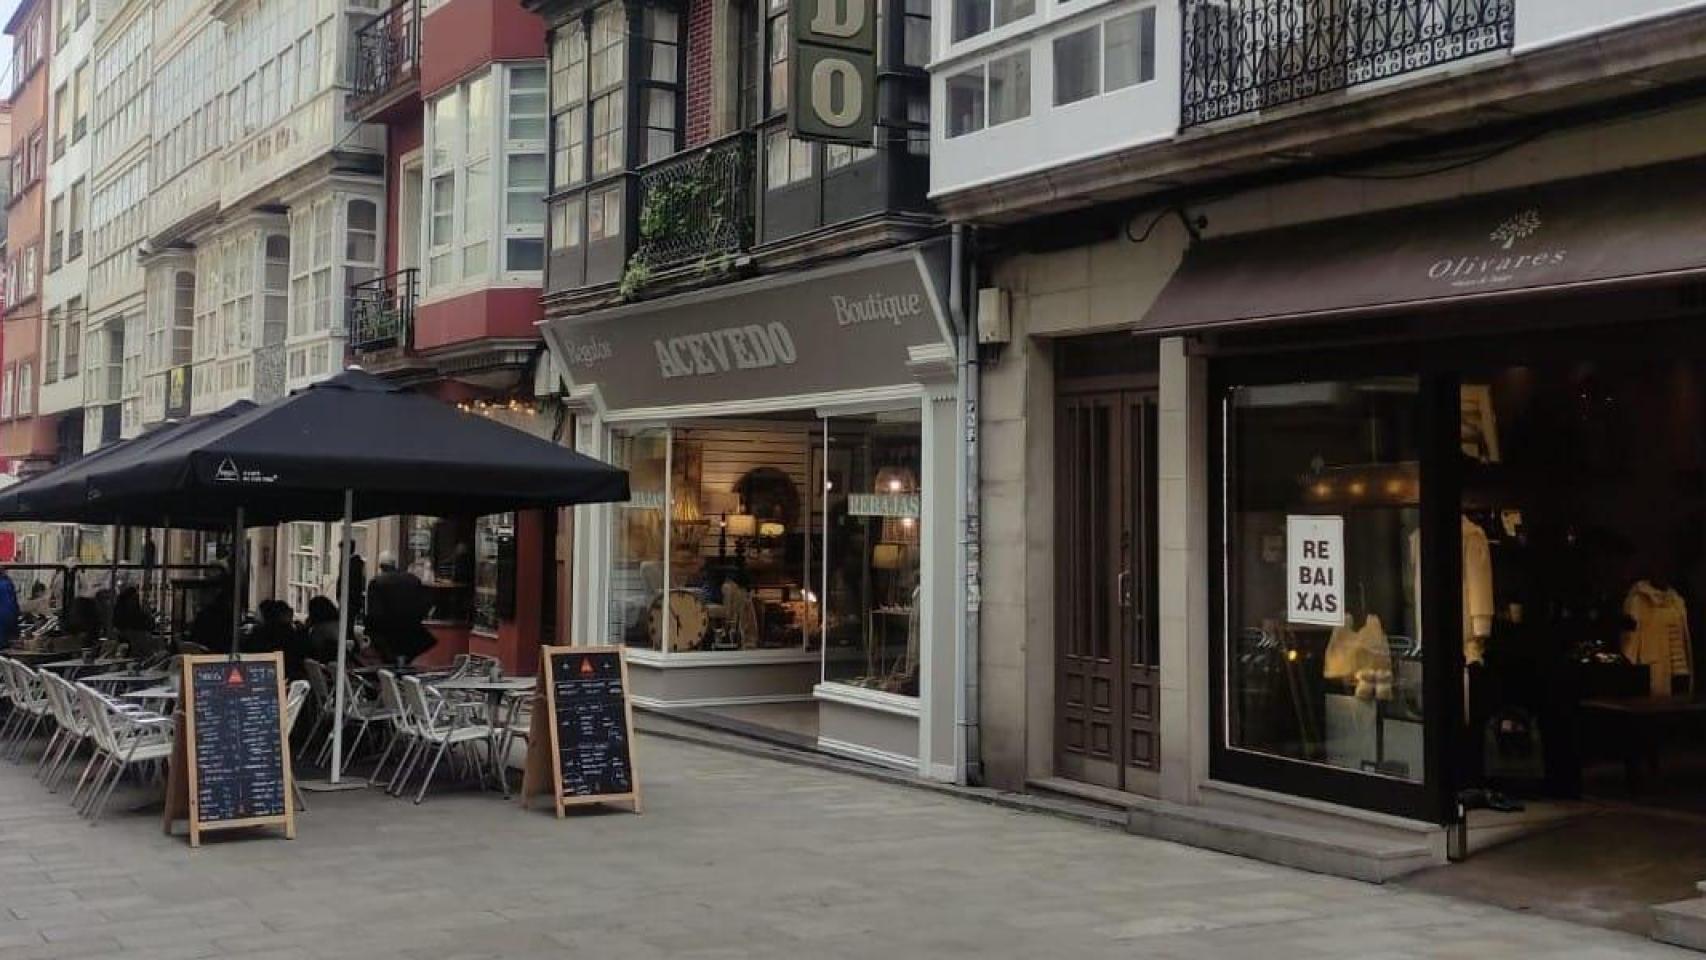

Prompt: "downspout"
[951,224,984,786]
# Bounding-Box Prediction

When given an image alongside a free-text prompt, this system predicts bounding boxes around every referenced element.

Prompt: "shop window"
[473,513,513,634]
[406,516,477,623]
[1223,377,1427,783]
[823,413,924,695]
[608,429,669,649]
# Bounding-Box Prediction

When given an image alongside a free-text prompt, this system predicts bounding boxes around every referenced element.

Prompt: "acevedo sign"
[544,251,946,411]
[1286,515,1343,627]
[790,0,876,145]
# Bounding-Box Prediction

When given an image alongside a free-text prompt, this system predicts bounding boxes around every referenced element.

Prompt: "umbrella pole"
[231,507,244,661]
[332,490,353,784]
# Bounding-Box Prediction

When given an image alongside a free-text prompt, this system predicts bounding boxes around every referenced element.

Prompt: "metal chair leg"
[413,738,451,805]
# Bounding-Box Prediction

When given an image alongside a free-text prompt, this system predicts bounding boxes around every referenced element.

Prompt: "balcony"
[1181,0,1515,128]
[627,132,755,285]
[347,268,418,353]
[349,0,422,121]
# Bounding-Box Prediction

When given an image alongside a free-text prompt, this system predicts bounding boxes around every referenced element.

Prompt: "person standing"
[366,552,435,663]
[339,541,367,626]
[0,571,20,651]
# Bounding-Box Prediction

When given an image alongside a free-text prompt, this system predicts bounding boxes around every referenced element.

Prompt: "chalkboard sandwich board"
[163,652,296,847]
[520,646,641,817]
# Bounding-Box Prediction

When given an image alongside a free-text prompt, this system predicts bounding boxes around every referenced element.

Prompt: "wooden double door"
[1055,389,1161,792]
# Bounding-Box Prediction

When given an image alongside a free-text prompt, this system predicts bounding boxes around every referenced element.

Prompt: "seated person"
[188,583,236,654]
[20,582,51,619]
[111,586,163,658]
[246,600,295,655]
[283,596,342,679]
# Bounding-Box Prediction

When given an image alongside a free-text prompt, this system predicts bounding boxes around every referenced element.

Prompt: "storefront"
[541,243,960,778]
[1144,158,1706,835]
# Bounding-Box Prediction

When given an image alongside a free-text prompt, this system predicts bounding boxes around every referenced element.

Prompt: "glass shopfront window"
[823,413,923,696]
[603,408,925,698]
[608,428,668,649]
[404,516,476,623]
[1223,377,1427,783]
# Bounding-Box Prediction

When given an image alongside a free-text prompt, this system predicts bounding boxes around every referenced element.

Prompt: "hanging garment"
[1324,614,1392,682]
[1623,580,1694,698]
[1408,516,1497,662]
[1462,517,1496,665]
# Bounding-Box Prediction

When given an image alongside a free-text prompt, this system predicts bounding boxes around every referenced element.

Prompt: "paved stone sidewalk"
[0,734,1691,960]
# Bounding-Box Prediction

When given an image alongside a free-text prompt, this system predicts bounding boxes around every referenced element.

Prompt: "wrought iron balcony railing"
[1181,0,1515,128]
[632,132,755,274]
[351,0,421,114]
[347,268,418,354]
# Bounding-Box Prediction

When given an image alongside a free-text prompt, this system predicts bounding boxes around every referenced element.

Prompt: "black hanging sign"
[521,646,642,816]
[163,652,296,847]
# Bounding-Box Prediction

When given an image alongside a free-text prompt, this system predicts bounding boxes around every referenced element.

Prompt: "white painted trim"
[817,735,918,772]
[814,682,921,718]
[603,384,924,424]
[626,648,822,668]
[633,693,816,710]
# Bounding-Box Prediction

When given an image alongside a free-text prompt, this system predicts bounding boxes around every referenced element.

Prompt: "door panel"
[1056,390,1160,792]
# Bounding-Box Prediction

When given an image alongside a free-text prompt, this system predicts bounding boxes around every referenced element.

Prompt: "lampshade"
[871,543,903,571]
[759,521,786,538]
[873,465,917,494]
[725,514,757,538]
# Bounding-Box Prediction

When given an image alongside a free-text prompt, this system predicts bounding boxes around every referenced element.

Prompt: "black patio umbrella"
[0,402,257,528]
[76,368,630,781]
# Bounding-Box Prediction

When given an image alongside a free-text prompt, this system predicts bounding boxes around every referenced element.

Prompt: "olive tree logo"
[1490,209,1541,250]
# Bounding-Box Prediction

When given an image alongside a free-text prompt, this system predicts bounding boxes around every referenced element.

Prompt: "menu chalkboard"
[521,646,641,816]
[163,653,296,847]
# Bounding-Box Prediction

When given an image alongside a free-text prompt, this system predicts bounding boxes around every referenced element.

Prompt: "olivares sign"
[790,0,876,145]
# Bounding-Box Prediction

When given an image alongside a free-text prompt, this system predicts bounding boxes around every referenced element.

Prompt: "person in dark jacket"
[188,581,235,654]
[340,543,367,626]
[111,586,161,657]
[0,572,19,650]
[366,552,435,663]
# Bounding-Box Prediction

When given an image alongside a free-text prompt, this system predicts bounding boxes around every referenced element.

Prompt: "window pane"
[767,13,789,113]
[1224,378,1426,783]
[993,0,1033,28]
[952,0,989,41]
[1053,27,1099,105]
[430,92,459,170]
[1104,9,1155,91]
[508,65,548,140]
[988,51,1030,125]
[506,154,547,226]
[506,237,545,272]
[945,68,985,137]
[551,197,583,251]
[467,73,493,157]
[606,429,667,649]
[430,175,455,245]
[554,108,586,188]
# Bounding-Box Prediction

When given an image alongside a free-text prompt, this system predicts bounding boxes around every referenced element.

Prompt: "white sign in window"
[1286,514,1343,627]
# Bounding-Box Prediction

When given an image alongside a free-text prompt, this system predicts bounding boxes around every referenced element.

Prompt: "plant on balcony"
[618,149,748,300]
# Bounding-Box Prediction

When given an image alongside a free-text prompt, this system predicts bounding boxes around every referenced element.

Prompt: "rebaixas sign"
[790,0,876,145]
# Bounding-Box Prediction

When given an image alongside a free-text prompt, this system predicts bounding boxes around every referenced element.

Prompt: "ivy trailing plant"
[617,147,751,300]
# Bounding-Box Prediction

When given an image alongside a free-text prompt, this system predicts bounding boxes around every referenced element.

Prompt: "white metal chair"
[310,663,397,776]
[370,669,420,793]
[284,679,311,813]
[36,672,93,791]
[71,684,173,824]
[2,660,54,762]
[398,675,494,804]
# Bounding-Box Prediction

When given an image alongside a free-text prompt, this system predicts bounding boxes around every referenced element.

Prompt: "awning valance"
[1141,159,1706,334]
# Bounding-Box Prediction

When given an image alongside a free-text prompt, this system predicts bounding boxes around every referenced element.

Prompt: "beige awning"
[1141,159,1706,334]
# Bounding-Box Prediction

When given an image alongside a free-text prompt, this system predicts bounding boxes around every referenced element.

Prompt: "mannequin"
[1623,576,1694,698]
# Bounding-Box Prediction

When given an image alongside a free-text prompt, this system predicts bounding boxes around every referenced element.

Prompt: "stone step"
[1653,896,1706,953]
[1125,798,1439,884]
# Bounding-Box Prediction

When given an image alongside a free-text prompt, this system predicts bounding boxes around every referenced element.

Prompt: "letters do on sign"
[790,0,877,144]
[1286,515,1344,627]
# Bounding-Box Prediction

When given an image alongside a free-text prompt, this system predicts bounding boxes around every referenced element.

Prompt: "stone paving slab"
[0,735,1691,959]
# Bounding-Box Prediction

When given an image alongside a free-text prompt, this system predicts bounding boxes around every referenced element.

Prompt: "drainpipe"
[951,224,984,786]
